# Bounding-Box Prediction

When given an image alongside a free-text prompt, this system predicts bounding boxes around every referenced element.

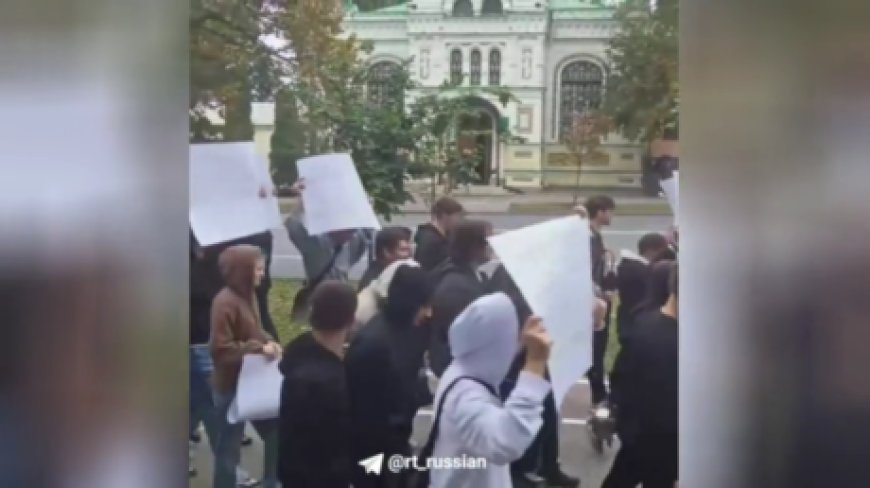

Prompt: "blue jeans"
[189,345,220,452]
[212,389,279,488]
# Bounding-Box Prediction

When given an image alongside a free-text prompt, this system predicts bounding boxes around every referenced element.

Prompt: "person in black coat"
[427,219,492,377]
[358,226,412,291]
[413,196,465,271]
[346,265,436,488]
[585,195,617,406]
[488,264,580,488]
[278,281,358,488]
[604,262,679,488]
[616,233,672,346]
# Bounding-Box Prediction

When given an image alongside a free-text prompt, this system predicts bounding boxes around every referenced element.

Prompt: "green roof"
[347,1,618,20]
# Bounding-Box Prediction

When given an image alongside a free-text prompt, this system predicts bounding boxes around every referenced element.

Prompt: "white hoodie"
[429,293,551,488]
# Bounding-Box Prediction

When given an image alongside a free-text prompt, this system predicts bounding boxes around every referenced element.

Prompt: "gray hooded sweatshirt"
[429,293,551,488]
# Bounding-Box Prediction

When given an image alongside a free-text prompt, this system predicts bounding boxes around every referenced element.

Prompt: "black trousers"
[587,301,612,405]
[602,440,677,488]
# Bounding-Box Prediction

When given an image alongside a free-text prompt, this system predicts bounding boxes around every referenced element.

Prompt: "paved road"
[189,380,620,488]
[271,213,672,279]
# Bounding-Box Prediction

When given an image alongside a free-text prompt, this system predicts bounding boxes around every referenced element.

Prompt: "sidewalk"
[280,186,672,216]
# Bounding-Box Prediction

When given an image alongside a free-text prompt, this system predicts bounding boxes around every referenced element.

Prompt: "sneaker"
[241,435,253,447]
[543,469,580,488]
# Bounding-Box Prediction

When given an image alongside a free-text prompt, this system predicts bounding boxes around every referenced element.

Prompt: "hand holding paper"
[227,354,283,424]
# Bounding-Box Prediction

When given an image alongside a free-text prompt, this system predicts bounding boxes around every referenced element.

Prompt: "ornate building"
[344,0,641,189]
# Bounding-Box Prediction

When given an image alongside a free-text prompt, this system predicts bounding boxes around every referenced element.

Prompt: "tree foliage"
[603,0,678,143]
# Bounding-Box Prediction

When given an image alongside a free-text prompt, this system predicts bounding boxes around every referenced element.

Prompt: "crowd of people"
[190,178,679,488]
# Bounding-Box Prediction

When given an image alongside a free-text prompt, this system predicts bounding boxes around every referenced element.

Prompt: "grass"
[269,279,307,344]
[269,278,622,374]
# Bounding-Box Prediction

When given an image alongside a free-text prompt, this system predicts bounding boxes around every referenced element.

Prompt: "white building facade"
[344,0,642,189]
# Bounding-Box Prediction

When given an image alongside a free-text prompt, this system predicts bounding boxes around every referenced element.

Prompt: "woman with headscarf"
[423,293,553,488]
[346,265,436,488]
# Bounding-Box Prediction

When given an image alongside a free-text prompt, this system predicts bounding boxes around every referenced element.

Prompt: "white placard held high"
[227,354,283,424]
[488,216,593,411]
[660,170,679,223]
[189,142,283,246]
[296,153,381,236]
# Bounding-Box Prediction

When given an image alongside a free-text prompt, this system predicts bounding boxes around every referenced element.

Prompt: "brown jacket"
[209,244,273,394]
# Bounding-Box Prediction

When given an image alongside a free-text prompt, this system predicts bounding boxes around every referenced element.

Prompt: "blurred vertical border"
[0,0,188,486]
[683,0,870,487]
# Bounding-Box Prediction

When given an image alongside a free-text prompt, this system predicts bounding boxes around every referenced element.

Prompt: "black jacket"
[413,223,448,271]
[610,310,678,455]
[346,314,428,470]
[358,260,386,291]
[427,259,489,377]
[278,332,352,488]
[615,251,651,344]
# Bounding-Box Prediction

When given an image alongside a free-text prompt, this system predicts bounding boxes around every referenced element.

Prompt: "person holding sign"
[425,293,553,488]
[209,245,282,488]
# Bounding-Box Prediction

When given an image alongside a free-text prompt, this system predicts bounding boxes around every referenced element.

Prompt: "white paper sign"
[660,170,679,223]
[488,216,593,411]
[189,142,283,246]
[228,354,283,424]
[296,153,381,235]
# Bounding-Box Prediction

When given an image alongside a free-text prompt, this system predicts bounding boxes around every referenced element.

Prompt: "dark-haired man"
[585,195,617,405]
[358,226,413,291]
[278,281,358,488]
[604,262,679,488]
[427,219,493,377]
[414,196,465,271]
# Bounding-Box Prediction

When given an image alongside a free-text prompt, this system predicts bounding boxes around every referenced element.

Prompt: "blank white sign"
[296,153,380,235]
[189,142,283,246]
[488,216,594,411]
[228,354,283,424]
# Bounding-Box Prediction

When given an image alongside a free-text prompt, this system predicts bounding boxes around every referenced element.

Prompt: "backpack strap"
[414,376,496,488]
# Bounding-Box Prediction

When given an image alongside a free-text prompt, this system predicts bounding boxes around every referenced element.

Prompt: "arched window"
[367,61,402,108]
[482,0,504,15]
[488,49,501,86]
[450,49,463,85]
[558,60,604,140]
[470,49,481,86]
[452,0,473,17]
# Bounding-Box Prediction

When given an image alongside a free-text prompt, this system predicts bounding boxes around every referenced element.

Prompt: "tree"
[563,111,613,203]
[602,0,678,144]
[270,88,308,186]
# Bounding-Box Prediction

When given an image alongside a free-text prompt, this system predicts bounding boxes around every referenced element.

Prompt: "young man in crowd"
[284,179,371,284]
[616,232,673,346]
[358,226,413,291]
[413,196,465,271]
[278,281,358,488]
[345,265,435,488]
[428,219,494,377]
[604,262,679,488]
[209,245,282,488]
[585,195,617,406]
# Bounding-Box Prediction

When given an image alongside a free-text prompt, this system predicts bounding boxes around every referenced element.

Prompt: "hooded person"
[346,265,436,488]
[616,233,671,345]
[604,262,679,488]
[209,244,282,488]
[425,293,553,488]
[278,281,358,488]
[355,258,421,328]
[427,219,493,377]
[414,196,465,271]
